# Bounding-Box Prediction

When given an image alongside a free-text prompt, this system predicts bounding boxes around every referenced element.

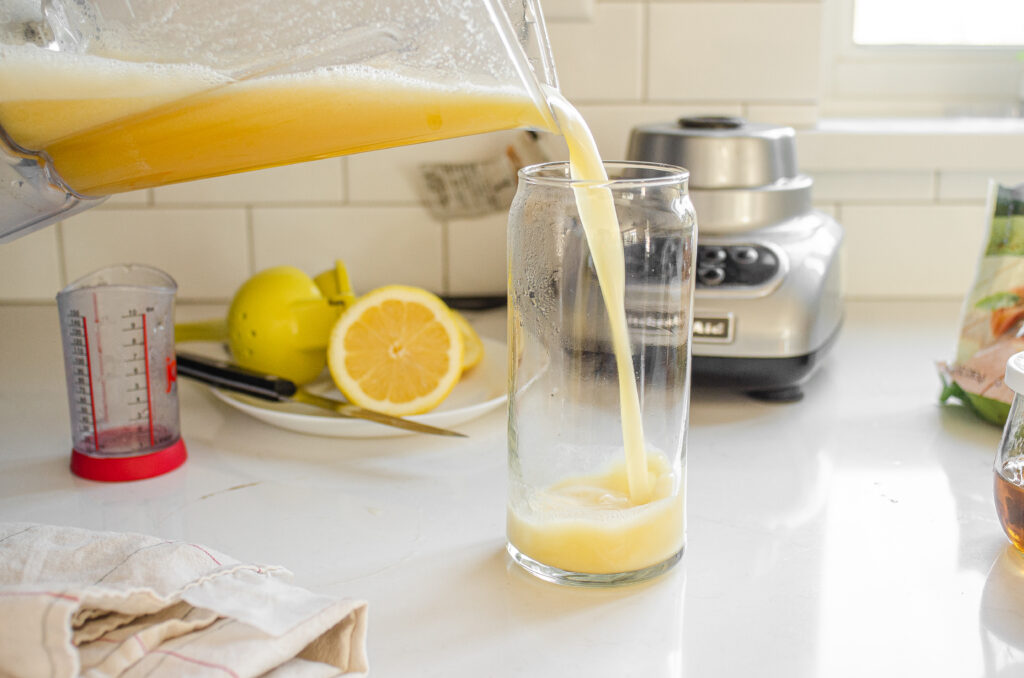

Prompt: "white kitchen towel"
[0,523,368,678]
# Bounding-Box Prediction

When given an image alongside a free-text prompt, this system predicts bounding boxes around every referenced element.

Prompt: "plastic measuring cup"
[57,264,186,481]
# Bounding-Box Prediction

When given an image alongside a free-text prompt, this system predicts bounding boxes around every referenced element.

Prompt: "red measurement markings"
[81,317,100,452]
[142,313,155,446]
[93,292,109,421]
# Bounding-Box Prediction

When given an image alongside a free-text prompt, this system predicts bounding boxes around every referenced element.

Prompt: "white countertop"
[1,300,1020,677]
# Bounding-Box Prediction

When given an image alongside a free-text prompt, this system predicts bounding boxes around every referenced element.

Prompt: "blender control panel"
[696,244,780,288]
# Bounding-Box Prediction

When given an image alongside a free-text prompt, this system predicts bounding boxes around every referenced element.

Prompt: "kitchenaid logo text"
[692,315,734,343]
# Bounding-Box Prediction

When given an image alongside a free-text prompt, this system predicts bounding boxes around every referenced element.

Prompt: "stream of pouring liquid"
[545,92,650,503]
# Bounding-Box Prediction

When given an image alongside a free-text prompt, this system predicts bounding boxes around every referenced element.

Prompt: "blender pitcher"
[0,0,560,242]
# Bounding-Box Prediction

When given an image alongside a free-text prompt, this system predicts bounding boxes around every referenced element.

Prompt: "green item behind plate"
[940,378,1010,426]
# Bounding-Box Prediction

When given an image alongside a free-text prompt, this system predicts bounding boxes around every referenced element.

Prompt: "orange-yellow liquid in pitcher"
[0,53,545,196]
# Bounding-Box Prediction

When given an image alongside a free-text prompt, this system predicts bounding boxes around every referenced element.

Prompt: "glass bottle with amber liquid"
[995,352,1024,552]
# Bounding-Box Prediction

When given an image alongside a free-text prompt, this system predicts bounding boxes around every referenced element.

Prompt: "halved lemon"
[451,311,484,372]
[328,285,464,416]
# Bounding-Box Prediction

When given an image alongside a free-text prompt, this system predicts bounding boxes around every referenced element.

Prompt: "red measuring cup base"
[70,438,187,482]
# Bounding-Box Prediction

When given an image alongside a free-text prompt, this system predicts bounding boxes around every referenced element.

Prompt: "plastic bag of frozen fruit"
[939,181,1024,425]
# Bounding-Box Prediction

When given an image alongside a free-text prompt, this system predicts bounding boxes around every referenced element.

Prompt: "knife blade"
[176,352,467,438]
[288,389,466,437]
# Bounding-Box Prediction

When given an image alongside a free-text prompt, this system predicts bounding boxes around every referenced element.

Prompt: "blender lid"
[626,116,813,231]
[627,116,799,189]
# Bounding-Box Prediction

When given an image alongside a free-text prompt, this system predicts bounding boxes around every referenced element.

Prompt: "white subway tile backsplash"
[938,172,1024,202]
[543,0,595,22]
[347,133,523,204]
[799,121,1024,172]
[447,213,508,296]
[0,226,62,301]
[101,190,151,207]
[810,171,935,202]
[62,208,249,301]
[152,159,344,205]
[546,3,644,102]
[575,103,745,160]
[744,103,819,129]
[647,3,821,102]
[818,100,949,119]
[251,207,443,294]
[812,203,838,218]
[840,204,986,298]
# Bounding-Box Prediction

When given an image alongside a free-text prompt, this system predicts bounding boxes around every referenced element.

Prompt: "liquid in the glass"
[507,454,683,574]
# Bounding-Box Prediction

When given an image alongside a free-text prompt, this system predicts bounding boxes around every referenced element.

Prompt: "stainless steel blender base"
[692,321,842,401]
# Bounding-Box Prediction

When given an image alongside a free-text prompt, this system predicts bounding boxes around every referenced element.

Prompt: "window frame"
[820,0,1024,117]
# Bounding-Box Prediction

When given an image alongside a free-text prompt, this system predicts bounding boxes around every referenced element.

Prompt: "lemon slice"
[451,311,484,371]
[328,285,464,416]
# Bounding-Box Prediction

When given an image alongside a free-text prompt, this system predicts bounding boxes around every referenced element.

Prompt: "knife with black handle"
[176,352,467,438]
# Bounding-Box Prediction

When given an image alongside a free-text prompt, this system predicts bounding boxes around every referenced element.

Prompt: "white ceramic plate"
[207,337,507,438]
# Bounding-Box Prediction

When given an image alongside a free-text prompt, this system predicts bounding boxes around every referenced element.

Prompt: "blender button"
[699,266,726,286]
[700,246,727,264]
[731,246,759,265]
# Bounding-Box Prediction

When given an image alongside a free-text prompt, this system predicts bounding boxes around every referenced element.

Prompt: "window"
[853,0,1024,47]
[821,0,1024,117]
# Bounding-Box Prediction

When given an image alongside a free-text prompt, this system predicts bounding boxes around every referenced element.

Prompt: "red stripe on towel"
[187,543,222,565]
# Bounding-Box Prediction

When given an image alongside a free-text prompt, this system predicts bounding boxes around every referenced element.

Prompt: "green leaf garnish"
[975,292,1022,310]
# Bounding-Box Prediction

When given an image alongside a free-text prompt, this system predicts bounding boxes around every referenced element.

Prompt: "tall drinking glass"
[507,161,697,586]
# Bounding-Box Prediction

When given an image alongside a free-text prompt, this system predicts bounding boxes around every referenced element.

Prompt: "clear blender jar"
[0,0,560,242]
